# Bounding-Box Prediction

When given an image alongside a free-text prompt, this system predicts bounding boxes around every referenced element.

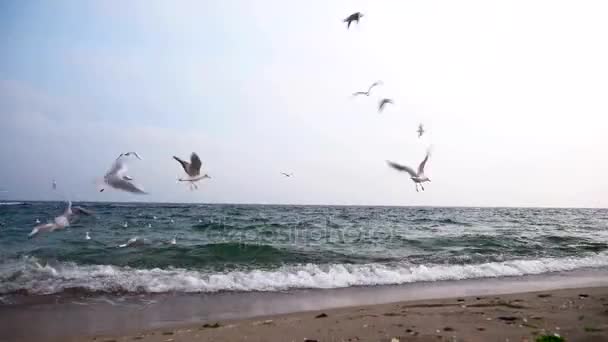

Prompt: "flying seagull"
[173,152,210,190]
[378,98,394,113]
[99,155,147,194]
[344,12,363,29]
[353,81,383,97]
[386,151,432,192]
[28,201,93,237]
[281,172,294,177]
[417,124,425,138]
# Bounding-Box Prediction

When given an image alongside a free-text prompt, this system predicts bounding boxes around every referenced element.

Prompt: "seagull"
[173,152,210,190]
[117,152,142,160]
[170,236,177,245]
[170,219,175,224]
[353,81,383,97]
[85,231,91,240]
[122,222,128,228]
[417,124,425,138]
[386,151,432,192]
[344,12,363,29]
[281,172,294,177]
[28,201,93,237]
[52,180,57,190]
[153,216,157,220]
[378,98,394,113]
[147,223,152,228]
[99,155,147,194]
[35,219,41,224]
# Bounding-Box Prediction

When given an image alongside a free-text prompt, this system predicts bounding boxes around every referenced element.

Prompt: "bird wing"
[368,81,382,93]
[106,159,128,178]
[109,177,147,194]
[189,153,202,175]
[173,156,190,174]
[28,223,56,237]
[352,91,367,96]
[417,152,430,175]
[126,152,143,160]
[386,160,417,177]
[379,99,391,112]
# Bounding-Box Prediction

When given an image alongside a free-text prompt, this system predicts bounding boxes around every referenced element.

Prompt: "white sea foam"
[0,202,23,206]
[1,253,607,295]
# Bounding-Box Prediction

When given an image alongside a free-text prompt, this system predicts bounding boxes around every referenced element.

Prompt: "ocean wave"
[1,252,607,295]
[0,202,24,206]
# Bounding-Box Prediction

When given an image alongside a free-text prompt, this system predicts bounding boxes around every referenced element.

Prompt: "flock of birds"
[345,12,433,192]
[24,11,433,241]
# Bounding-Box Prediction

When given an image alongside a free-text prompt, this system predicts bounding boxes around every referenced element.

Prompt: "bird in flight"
[353,81,383,97]
[281,172,294,177]
[28,201,93,237]
[378,98,394,113]
[344,12,363,29]
[417,124,425,138]
[99,154,147,194]
[173,152,210,190]
[52,180,57,190]
[386,150,432,192]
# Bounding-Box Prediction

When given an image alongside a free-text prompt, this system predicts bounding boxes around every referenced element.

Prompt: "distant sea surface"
[1,201,607,296]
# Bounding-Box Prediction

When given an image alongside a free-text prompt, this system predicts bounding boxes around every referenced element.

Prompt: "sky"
[0,0,607,207]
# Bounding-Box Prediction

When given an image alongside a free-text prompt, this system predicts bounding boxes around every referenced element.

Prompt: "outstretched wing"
[417,152,430,175]
[106,159,128,178]
[352,91,367,96]
[386,160,417,177]
[173,156,190,174]
[111,178,147,194]
[189,153,202,175]
[368,81,382,93]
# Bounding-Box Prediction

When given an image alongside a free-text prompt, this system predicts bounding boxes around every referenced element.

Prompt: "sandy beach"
[58,286,607,342]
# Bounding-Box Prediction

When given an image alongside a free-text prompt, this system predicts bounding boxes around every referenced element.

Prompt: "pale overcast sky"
[1,0,607,207]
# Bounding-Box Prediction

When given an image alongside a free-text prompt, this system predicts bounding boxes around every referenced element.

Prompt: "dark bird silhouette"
[353,81,383,97]
[378,98,394,112]
[417,124,425,138]
[344,12,363,29]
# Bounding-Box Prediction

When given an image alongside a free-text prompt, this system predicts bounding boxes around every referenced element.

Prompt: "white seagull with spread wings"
[387,151,432,192]
[99,154,147,194]
[28,201,93,237]
[173,152,210,190]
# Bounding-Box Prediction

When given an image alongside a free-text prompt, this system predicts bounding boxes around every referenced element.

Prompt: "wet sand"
[62,287,608,342]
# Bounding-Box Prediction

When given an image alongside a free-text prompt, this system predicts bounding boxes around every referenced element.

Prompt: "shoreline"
[69,286,608,342]
[2,269,608,341]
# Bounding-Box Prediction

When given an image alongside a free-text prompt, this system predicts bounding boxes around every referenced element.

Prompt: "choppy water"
[1,201,607,295]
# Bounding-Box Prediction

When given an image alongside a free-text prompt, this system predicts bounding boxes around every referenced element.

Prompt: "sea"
[1,201,607,297]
